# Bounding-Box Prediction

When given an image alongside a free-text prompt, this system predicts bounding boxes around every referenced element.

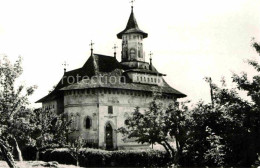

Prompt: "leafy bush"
[40,148,171,167]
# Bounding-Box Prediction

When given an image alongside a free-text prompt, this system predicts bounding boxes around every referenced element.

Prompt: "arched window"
[130,48,136,58]
[85,117,92,129]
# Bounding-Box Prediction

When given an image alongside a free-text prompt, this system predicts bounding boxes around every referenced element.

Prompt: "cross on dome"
[130,0,135,10]
[90,40,95,55]
[62,61,69,73]
[113,44,118,58]
[149,51,153,60]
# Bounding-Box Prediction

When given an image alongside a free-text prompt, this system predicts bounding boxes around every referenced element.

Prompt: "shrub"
[40,148,76,165]
[40,148,171,167]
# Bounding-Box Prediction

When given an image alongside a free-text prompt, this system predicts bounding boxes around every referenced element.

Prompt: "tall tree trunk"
[209,77,214,107]
[76,160,79,167]
[0,139,16,168]
[164,140,177,164]
[36,150,39,161]
[13,137,23,162]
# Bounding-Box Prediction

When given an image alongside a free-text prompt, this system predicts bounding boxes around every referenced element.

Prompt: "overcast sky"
[0,0,260,107]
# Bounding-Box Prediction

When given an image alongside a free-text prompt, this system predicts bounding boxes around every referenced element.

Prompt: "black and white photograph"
[0,0,260,167]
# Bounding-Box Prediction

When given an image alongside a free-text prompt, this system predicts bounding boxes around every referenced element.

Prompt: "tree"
[27,108,72,160]
[118,97,189,165]
[165,101,190,164]
[183,39,260,166]
[182,78,251,167]
[0,55,36,167]
[68,136,85,167]
[204,126,225,166]
[230,39,260,166]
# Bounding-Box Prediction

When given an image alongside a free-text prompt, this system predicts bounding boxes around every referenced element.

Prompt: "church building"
[37,5,186,150]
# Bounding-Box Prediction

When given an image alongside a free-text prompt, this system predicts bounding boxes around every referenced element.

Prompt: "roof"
[36,54,122,102]
[61,77,186,98]
[117,8,148,39]
[37,54,186,103]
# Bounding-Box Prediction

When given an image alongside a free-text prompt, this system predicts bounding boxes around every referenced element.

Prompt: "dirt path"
[0,161,80,168]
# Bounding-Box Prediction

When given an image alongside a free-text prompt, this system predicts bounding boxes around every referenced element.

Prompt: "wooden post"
[209,77,214,107]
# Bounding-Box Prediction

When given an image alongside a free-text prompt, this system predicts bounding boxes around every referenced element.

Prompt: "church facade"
[37,6,186,150]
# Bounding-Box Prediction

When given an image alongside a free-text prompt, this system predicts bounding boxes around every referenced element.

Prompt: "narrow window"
[108,106,113,114]
[85,117,92,129]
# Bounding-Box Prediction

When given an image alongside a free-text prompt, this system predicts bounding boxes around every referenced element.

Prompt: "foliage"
[30,108,72,150]
[0,55,72,165]
[204,126,225,166]
[68,136,85,166]
[118,97,189,165]
[40,148,170,167]
[0,55,36,123]
[181,40,260,167]
[0,55,37,167]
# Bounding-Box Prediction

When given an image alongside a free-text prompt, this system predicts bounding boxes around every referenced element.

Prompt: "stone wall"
[63,88,175,149]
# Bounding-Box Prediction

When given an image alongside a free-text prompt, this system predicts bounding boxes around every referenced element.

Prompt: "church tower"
[117,6,148,65]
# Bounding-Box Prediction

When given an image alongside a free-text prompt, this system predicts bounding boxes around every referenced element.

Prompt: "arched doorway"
[105,123,113,150]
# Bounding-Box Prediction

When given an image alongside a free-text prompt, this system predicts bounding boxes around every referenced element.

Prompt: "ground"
[0,161,79,168]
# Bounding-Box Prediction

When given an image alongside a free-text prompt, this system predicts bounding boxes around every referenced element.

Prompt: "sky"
[0,0,260,108]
